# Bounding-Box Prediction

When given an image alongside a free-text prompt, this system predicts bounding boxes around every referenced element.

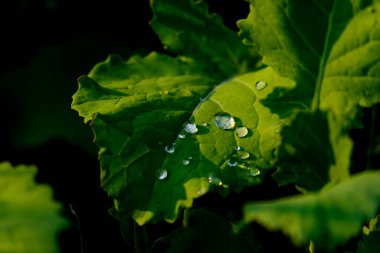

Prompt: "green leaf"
[320,4,380,118]
[272,111,334,191]
[151,209,259,253]
[72,52,218,224]
[72,51,296,224]
[243,170,380,250]
[238,0,354,111]
[150,0,257,77]
[0,162,68,253]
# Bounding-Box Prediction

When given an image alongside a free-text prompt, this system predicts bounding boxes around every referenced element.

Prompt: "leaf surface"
[72,54,295,224]
[0,162,68,253]
[151,0,257,77]
[244,170,380,250]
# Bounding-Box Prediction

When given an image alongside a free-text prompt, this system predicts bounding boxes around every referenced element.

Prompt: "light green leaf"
[0,162,68,253]
[243,170,380,250]
[272,111,334,191]
[150,0,257,77]
[320,4,380,118]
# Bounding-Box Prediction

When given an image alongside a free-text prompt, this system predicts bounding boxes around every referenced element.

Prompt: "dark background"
[0,1,250,252]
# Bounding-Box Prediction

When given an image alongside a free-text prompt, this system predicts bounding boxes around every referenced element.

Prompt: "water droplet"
[227,157,238,167]
[214,112,235,130]
[201,122,208,126]
[164,145,175,154]
[234,145,241,151]
[238,150,250,159]
[157,169,168,180]
[182,159,191,165]
[235,126,249,138]
[248,167,260,176]
[255,80,268,91]
[208,176,223,186]
[184,122,198,134]
[275,128,279,133]
[177,133,186,139]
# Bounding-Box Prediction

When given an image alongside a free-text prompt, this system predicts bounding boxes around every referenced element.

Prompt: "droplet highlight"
[164,145,175,154]
[184,122,198,134]
[227,157,238,167]
[177,133,186,139]
[238,150,250,159]
[214,112,235,130]
[157,169,168,180]
[201,122,208,127]
[182,159,191,166]
[248,167,260,176]
[235,126,249,138]
[234,145,241,151]
[255,80,268,91]
[208,176,223,186]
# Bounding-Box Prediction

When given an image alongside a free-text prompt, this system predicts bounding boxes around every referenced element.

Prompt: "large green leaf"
[0,162,68,253]
[243,170,380,250]
[72,54,295,224]
[150,0,257,77]
[320,4,380,118]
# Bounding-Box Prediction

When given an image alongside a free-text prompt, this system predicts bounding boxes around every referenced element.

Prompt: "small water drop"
[201,122,208,127]
[182,159,191,165]
[184,122,198,134]
[164,145,175,154]
[227,157,238,167]
[275,128,280,133]
[255,80,268,91]
[157,169,168,180]
[177,133,186,139]
[238,150,250,159]
[235,126,249,138]
[234,145,241,151]
[214,112,235,130]
[208,176,223,186]
[248,167,260,176]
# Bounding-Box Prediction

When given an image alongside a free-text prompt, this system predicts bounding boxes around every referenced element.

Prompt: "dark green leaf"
[357,215,380,253]
[244,170,380,250]
[0,162,68,253]
[151,209,258,253]
[272,111,334,191]
[151,0,258,77]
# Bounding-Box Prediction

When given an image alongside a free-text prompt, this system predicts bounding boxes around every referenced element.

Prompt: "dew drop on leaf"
[177,133,186,139]
[183,122,198,134]
[164,145,175,154]
[201,122,208,126]
[234,145,241,151]
[255,80,268,91]
[248,167,260,176]
[182,158,191,166]
[238,150,250,159]
[208,176,223,186]
[214,112,235,130]
[227,157,238,167]
[235,126,249,138]
[157,169,168,180]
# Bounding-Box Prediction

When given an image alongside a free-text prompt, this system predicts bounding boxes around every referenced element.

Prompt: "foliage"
[71,0,380,252]
[0,162,68,253]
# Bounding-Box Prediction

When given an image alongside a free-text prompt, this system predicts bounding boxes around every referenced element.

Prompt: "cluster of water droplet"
[158,79,270,181]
